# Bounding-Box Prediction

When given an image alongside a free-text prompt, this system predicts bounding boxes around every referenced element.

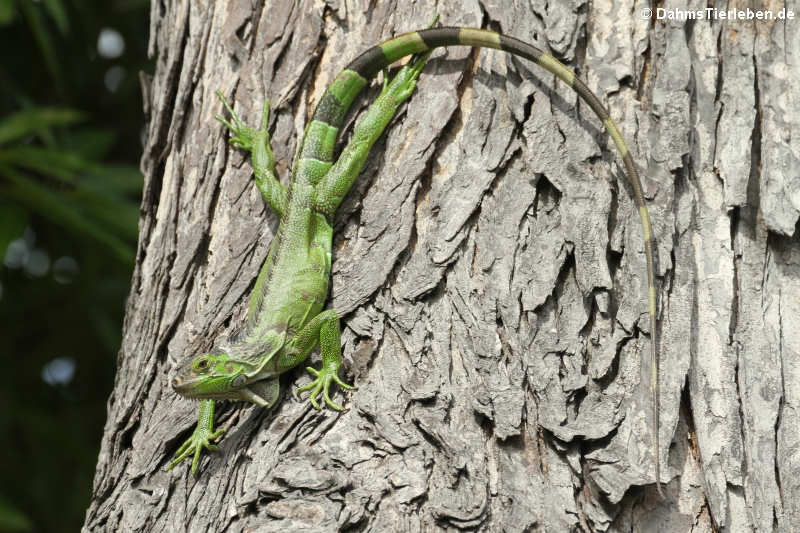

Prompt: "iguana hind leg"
[216,91,288,216]
[312,52,432,217]
[282,310,354,410]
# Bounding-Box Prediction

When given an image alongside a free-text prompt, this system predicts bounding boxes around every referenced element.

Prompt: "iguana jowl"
[168,26,661,495]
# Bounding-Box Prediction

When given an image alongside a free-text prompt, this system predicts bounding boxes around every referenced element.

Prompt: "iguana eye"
[232,375,247,388]
[194,357,210,372]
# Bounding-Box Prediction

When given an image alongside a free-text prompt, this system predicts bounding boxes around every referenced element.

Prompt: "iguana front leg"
[216,91,288,216]
[281,310,354,410]
[166,399,225,475]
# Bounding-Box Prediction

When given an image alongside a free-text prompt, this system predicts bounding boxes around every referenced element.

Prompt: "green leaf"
[0,495,32,531]
[42,0,69,35]
[72,186,140,241]
[83,165,143,195]
[1,166,134,264]
[62,128,117,160]
[19,0,65,94]
[0,145,92,183]
[0,107,85,145]
[0,203,28,259]
[0,0,16,26]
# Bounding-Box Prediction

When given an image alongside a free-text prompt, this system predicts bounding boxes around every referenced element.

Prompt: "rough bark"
[84,0,800,531]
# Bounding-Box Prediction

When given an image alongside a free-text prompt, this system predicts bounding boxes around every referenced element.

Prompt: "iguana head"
[171,352,277,407]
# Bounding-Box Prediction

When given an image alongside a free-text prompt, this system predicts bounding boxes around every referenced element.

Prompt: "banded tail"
[304,26,661,496]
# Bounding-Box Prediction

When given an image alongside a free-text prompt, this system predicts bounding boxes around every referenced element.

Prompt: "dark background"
[0,0,150,530]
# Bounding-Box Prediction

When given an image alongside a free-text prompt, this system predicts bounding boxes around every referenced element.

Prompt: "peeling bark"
[84,1,800,531]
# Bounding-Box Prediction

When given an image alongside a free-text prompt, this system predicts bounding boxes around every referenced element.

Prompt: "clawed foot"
[384,50,433,103]
[296,365,354,411]
[166,422,226,475]
[215,90,270,152]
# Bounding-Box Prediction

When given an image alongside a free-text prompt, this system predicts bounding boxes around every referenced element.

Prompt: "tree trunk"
[84,1,799,531]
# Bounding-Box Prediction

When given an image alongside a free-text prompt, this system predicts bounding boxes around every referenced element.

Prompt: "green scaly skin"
[167,55,429,474]
[168,24,661,496]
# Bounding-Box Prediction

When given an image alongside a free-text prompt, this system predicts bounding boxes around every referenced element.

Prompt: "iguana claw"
[296,365,354,411]
[214,90,270,152]
[166,400,225,475]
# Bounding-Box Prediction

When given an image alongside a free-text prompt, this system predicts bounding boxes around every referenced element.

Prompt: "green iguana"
[167,25,661,495]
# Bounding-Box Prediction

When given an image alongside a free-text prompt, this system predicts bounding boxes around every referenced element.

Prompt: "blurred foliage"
[0,0,150,531]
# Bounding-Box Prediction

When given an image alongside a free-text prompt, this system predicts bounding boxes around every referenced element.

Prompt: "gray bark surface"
[84,0,799,531]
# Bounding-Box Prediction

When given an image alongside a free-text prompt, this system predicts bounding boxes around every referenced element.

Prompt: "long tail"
[304,26,660,496]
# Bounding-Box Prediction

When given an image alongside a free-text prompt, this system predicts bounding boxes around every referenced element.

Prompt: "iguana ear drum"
[232,375,247,388]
